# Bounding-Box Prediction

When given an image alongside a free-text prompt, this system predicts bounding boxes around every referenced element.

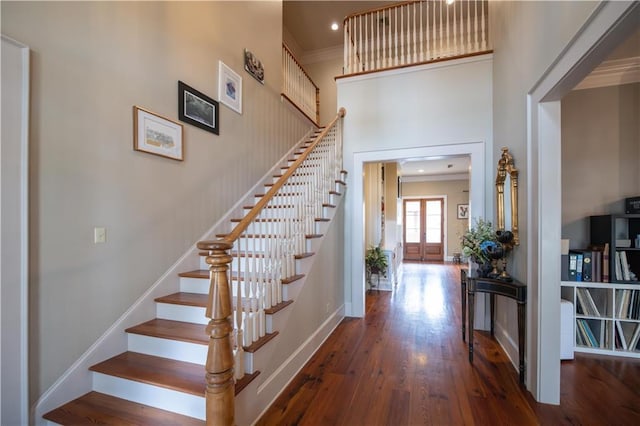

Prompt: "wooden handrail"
[282,43,319,91]
[217,107,345,245]
[198,108,345,425]
[343,0,418,23]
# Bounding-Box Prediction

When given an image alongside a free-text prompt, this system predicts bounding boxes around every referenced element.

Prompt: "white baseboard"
[241,305,345,425]
[494,322,519,372]
[32,130,316,424]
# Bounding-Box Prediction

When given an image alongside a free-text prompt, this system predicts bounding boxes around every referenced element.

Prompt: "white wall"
[1,35,30,426]
[490,0,627,403]
[337,55,493,317]
[1,1,313,407]
[562,83,640,248]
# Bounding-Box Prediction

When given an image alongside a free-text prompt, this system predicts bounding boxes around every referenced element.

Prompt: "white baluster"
[453,0,457,55]
[419,1,424,62]
[482,0,487,50]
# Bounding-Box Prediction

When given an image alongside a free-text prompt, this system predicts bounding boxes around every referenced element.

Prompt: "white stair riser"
[229,221,318,236]
[156,303,208,325]
[92,373,205,420]
[180,277,209,294]
[180,276,284,302]
[127,334,206,365]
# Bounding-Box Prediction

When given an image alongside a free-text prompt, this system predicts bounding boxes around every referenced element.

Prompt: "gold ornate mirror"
[496,147,519,246]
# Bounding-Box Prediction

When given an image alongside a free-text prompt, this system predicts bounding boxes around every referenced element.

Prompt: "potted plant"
[460,218,498,277]
[365,245,388,287]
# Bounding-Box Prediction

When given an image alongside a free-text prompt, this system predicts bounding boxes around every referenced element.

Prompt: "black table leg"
[490,293,495,337]
[461,273,467,342]
[468,289,475,363]
[517,301,526,384]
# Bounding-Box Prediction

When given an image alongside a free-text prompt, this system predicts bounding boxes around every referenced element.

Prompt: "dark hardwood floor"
[257,263,640,425]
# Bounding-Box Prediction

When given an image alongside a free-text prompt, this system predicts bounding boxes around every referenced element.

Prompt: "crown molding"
[574,56,640,90]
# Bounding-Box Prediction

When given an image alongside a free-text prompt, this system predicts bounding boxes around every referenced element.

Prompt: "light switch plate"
[94,227,106,244]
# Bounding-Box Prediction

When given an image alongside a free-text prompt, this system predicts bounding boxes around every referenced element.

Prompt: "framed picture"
[457,204,469,219]
[178,81,219,135]
[218,61,242,114]
[133,106,184,161]
[244,49,264,84]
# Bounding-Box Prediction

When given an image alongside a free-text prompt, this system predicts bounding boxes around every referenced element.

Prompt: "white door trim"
[350,142,486,319]
[1,34,30,426]
[526,1,640,404]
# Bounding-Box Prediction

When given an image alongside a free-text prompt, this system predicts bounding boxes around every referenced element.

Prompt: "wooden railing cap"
[197,240,233,251]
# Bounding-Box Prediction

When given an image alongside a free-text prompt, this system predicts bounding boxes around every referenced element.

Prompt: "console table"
[463,272,527,384]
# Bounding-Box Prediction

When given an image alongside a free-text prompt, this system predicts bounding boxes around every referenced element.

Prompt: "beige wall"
[490,0,599,373]
[304,56,342,125]
[1,1,313,403]
[402,179,470,258]
[562,83,640,249]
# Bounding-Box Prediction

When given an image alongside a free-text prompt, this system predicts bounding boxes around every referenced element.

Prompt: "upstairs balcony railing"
[343,0,490,75]
[282,44,319,125]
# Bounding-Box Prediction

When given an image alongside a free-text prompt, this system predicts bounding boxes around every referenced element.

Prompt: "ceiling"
[398,156,470,178]
[283,1,397,52]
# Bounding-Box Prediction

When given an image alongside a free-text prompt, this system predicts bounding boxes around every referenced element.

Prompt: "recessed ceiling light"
[418,169,425,173]
[331,22,339,31]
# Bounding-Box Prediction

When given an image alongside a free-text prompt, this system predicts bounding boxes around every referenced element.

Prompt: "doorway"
[403,198,444,262]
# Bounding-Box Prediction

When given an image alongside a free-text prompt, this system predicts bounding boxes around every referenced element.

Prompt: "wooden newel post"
[197,240,235,426]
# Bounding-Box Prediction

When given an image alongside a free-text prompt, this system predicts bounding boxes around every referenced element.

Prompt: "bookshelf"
[561,281,640,358]
[590,214,640,284]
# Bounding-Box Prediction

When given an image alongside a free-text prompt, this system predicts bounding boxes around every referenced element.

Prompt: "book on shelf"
[615,252,623,281]
[602,244,609,282]
[629,323,640,350]
[568,252,578,281]
[615,320,628,350]
[620,251,631,281]
[576,288,600,317]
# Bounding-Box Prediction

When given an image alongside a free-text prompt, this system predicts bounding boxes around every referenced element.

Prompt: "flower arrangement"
[460,218,498,264]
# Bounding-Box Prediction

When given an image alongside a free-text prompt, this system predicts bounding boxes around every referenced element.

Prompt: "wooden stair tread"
[335,179,347,186]
[215,233,323,239]
[178,270,305,284]
[43,391,204,426]
[244,332,279,353]
[89,352,205,396]
[294,252,315,259]
[230,217,328,222]
[155,292,208,307]
[179,270,210,279]
[264,300,294,315]
[125,319,207,345]
[156,292,293,317]
[329,190,342,196]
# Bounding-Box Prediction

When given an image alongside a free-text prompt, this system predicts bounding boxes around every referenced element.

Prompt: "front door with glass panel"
[403,198,444,262]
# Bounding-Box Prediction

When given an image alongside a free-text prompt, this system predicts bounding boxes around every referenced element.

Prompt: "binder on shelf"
[576,253,584,282]
[568,252,578,281]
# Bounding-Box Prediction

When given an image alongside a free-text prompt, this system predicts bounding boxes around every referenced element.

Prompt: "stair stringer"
[32,127,317,425]
[235,197,347,426]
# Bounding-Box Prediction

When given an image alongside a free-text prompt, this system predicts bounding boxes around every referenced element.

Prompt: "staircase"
[42,111,347,425]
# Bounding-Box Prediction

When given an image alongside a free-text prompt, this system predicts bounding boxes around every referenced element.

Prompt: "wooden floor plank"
[257,262,640,425]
